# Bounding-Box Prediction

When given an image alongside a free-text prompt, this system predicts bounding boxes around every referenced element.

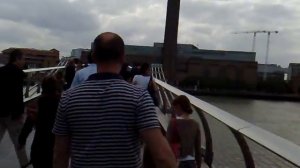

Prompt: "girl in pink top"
[167,95,202,168]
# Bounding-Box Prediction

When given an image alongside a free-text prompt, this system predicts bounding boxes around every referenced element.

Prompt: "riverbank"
[183,89,300,102]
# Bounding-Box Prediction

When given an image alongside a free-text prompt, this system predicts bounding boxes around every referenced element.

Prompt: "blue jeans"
[179,160,196,168]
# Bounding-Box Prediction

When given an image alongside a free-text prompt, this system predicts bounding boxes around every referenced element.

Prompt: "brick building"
[71,43,258,89]
[288,63,300,94]
[71,48,90,64]
[176,59,257,89]
[1,48,60,68]
[257,64,287,81]
[126,43,258,89]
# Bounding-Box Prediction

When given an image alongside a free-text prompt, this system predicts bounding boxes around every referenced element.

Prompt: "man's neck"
[98,64,120,74]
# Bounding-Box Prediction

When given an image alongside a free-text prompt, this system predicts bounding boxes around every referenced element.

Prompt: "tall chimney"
[162,0,181,83]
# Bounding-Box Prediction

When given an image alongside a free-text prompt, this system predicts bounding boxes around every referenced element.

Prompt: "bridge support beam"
[230,128,255,168]
[162,0,181,83]
[196,109,214,167]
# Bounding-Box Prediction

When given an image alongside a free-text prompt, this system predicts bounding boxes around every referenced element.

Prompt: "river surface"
[199,96,300,145]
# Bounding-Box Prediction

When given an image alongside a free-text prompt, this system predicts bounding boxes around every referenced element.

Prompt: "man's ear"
[120,54,125,64]
[92,52,98,63]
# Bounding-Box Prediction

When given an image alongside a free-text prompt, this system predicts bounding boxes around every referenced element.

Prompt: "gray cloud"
[0,0,299,66]
[0,0,98,32]
[178,0,300,67]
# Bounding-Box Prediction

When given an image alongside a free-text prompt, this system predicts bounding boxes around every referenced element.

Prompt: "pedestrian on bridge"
[19,76,61,168]
[133,63,159,106]
[0,49,29,168]
[52,32,177,168]
[55,71,65,93]
[64,59,76,90]
[120,63,133,82]
[167,95,202,168]
[70,51,97,88]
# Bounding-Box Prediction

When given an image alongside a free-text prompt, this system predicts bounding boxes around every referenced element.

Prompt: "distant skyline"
[0,0,299,67]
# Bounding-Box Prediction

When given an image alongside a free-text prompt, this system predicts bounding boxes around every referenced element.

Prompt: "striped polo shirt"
[53,73,160,168]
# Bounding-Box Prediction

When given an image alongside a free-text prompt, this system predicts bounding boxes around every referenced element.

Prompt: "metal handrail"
[24,93,41,103]
[154,78,300,167]
[23,63,67,102]
[23,66,65,73]
[151,64,172,109]
[28,84,38,92]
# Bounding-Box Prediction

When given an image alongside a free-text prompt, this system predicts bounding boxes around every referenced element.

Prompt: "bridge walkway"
[0,62,300,167]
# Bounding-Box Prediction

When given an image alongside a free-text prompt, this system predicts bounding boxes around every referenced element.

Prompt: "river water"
[199,96,300,145]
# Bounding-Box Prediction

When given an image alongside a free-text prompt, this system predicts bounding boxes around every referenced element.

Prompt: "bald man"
[53,32,176,168]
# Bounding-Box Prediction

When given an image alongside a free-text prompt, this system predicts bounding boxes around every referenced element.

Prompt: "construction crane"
[264,31,279,81]
[233,30,279,80]
[233,31,272,52]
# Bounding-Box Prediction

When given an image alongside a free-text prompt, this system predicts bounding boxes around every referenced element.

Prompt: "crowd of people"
[0,32,202,168]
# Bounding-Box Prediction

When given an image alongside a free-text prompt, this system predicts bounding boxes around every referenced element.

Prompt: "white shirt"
[71,64,97,88]
[179,155,195,161]
[132,75,151,90]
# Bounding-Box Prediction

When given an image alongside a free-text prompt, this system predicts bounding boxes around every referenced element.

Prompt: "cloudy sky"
[0,0,299,67]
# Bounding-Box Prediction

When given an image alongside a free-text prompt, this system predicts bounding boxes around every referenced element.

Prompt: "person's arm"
[141,128,177,168]
[53,135,70,168]
[166,119,173,142]
[132,75,138,85]
[52,92,71,168]
[137,92,177,168]
[14,70,26,119]
[195,123,202,168]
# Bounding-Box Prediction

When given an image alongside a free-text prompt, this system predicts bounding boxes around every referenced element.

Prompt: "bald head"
[93,32,125,64]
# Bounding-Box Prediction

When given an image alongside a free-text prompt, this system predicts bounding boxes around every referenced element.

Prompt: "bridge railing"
[151,64,300,168]
[23,60,68,102]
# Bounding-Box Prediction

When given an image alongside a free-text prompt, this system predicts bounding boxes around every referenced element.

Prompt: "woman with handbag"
[167,95,202,168]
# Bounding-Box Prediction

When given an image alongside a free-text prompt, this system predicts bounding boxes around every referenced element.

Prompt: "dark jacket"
[19,94,60,167]
[0,64,26,119]
[65,65,75,89]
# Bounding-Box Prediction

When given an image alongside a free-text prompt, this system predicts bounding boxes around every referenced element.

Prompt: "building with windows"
[71,48,90,64]
[288,63,300,80]
[257,64,287,81]
[72,43,258,89]
[288,63,300,94]
[126,43,258,89]
[1,48,60,68]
